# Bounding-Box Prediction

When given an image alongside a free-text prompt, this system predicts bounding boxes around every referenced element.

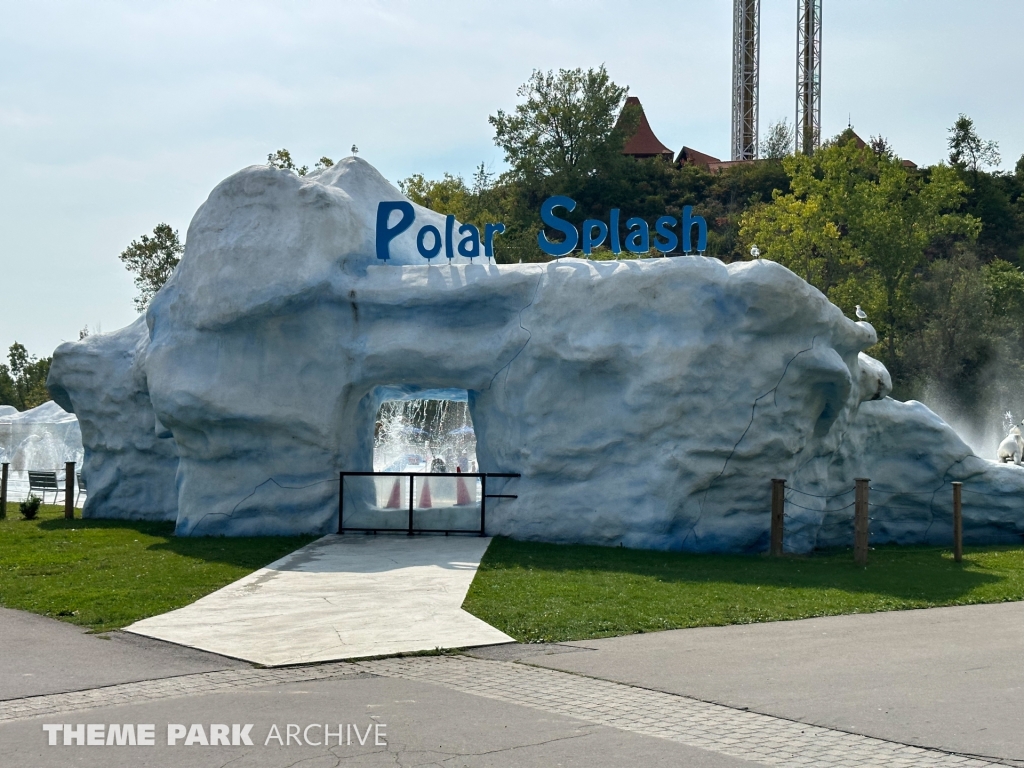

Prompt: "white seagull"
[855,305,868,320]
[750,245,761,259]
[351,144,359,155]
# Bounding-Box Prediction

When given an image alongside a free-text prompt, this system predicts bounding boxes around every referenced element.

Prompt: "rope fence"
[771,477,969,566]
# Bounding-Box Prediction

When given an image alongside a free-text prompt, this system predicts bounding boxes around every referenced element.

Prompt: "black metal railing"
[338,471,520,536]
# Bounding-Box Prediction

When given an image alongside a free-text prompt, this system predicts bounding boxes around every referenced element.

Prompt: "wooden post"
[0,462,8,520]
[952,482,963,563]
[770,479,785,556]
[854,478,870,566]
[64,461,75,520]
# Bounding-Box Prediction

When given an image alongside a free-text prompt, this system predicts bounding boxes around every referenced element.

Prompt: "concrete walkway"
[4,601,1024,765]
[511,602,1024,762]
[124,534,513,666]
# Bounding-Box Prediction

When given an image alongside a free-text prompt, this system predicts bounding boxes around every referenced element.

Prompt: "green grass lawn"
[6,502,1024,643]
[0,503,316,632]
[463,536,1024,643]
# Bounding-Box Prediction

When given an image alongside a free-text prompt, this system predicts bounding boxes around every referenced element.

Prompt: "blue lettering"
[416,225,442,260]
[581,220,608,256]
[609,209,621,255]
[653,216,678,253]
[444,215,456,261]
[537,196,578,257]
[625,218,650,254]
[681,206,707,253]
[484,223,506,259]
[457,224,481,258]
[375,201,415,261]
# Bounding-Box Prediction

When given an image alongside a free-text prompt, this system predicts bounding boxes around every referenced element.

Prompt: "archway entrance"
[339,386,502,535]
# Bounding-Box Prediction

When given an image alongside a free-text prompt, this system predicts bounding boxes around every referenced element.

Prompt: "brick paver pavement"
[0,653,1008,767]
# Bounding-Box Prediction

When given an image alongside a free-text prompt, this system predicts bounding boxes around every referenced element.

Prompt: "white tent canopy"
[0,400,84,502]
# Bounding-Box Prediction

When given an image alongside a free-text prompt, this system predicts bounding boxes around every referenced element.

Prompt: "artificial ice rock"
[48,317,178,520]
[46,156,1024,551]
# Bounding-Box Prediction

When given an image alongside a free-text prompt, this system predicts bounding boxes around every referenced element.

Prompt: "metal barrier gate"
[338,471,519,535]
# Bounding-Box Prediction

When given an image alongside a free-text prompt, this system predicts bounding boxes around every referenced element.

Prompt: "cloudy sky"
[2,0,1021,357]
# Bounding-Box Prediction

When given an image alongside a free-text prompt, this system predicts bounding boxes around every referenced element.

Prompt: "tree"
[266,149,334,176]
[0,342,52,411]
[761,119,794,160]
[267,148,308,176]
[741,135,980,374]
[119,223,184,312]
[488,66,635,182]
[948,114,1000,174]
[905,248,993,416]
[869,135,893,159]
[398,170,504,233]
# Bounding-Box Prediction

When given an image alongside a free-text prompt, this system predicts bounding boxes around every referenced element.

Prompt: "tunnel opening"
[372,390,477,474]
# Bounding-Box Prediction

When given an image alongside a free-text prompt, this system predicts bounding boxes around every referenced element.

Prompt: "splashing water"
[373,399,477,473]
[1004,411,1017,435]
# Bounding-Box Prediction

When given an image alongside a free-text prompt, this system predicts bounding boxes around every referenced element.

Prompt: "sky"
[1,0,1022,358]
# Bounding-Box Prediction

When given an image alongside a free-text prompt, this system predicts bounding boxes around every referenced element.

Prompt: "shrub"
[20,495,41,520]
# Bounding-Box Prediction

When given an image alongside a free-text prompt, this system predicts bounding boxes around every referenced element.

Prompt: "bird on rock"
[855,305,868,321]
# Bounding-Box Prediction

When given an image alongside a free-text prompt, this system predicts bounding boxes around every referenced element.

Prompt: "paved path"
[124,534,513,665]
[513,602,1024,762]
[0,606,245,701]
[0,653,1007,766]
[5,578,1024,765]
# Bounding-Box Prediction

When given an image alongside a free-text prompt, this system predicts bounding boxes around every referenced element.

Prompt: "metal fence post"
[407,473,414,536]
[64,461,75,520]
[480,474,487,537]
[770,479,785,556]
[0,462,8,520]
[854,478,870,566]
[952,481,963,563]
[338,472,344,534]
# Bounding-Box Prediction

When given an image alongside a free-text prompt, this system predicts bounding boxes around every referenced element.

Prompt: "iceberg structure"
[46,157,1024,551]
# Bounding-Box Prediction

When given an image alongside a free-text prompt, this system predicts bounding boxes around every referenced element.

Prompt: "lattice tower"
[796,0,822,154]
[731,0,760,161]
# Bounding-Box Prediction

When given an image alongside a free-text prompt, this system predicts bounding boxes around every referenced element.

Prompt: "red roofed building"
[676,146,754,173]
[618,97,674,160]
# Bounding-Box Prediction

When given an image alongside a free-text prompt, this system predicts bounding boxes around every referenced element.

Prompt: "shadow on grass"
[146,535,319,569]
[33,511,316,570]
[37,516,174,535]
[480,537,1010,603]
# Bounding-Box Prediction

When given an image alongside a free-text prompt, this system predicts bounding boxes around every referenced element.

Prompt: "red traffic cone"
[456,467,472,505]
[418,478,432,509]
[385,478,402,509]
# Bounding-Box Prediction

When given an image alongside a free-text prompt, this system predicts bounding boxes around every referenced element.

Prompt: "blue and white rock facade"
[47,157,1024,551]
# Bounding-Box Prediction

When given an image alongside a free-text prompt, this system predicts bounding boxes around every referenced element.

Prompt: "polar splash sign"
[376,201,505,261]
[375,197,707,261]
[537,196,707,257]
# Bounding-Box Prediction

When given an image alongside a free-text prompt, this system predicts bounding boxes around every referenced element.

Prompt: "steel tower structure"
[796,0,822,154]
[731,0,760,161]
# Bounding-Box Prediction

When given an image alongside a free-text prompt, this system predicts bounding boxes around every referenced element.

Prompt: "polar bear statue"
[997,426,1024,466]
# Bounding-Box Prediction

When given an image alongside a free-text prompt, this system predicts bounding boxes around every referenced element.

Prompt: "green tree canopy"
[0,342,51,411]
[398,165,504,233]
[761,119,794,160]
[948,114,1000,174]
[740,135,980,373]
[489,65,635,184]
[119,223,184,312]
[266,149,334,176]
